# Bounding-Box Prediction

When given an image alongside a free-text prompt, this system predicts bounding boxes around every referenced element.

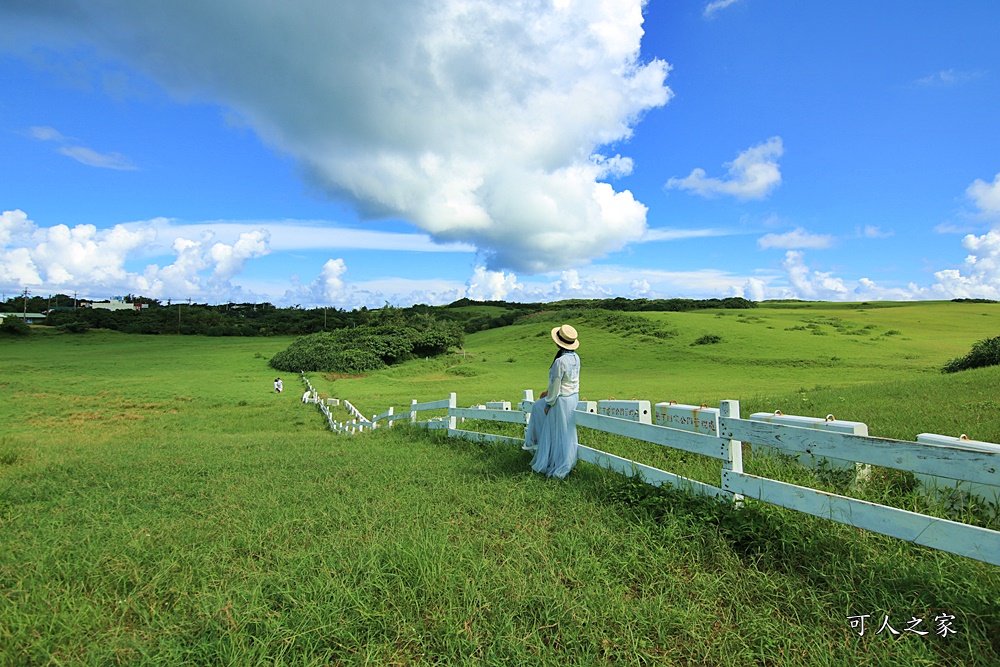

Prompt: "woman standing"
[524,324,581,479]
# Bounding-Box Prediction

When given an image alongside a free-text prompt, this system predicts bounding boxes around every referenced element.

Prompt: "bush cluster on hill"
[692,334,722,345]
[0,318,31,336]
[569,309,677,339]
[942,336,1000,373]
[269,314,464,374]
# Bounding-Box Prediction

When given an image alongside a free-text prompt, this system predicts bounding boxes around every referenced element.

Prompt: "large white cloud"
[780,250,848,299]
[129,230,272,299]
[926,230,1000,299]
[2,0,670,272]
[0,209,270,301]
[466,266,523,302]
[0,210,154,289]
[208,230,269,287]
[0,209,36,248]
[666,136,783,200]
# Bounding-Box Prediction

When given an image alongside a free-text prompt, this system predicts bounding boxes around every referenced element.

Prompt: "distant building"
[0,312,47,324]
[90,297,147,311]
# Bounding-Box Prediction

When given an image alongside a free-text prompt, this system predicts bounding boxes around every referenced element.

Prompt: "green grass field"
[2,301,1000,666]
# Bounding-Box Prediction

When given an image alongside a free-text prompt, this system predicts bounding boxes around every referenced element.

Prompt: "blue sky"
[1,0,999,307]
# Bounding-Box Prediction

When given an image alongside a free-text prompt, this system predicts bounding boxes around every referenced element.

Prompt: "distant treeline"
[1,293,755,337]
[444,296,755,312]
[39,301,353,337]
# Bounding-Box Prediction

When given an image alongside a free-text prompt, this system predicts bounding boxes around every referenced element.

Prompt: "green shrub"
[0,317,31,336]
[569,309,677,339]
[57,321,90,334]
[942,335,1000,373]
[269,315,463,373]
[691,334,722,346]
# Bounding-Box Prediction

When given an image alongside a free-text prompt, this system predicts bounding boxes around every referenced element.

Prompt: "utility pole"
[22,288,29,319]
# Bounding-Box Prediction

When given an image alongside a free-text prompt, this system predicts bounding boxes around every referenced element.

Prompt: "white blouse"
[545,352,580,405]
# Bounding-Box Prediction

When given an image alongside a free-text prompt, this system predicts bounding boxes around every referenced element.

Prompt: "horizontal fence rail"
[722,418,1000,487]
[298,374,1000,567]
[721,470,1000,564]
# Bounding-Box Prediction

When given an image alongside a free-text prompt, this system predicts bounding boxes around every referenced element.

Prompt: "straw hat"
[551,324,579,350]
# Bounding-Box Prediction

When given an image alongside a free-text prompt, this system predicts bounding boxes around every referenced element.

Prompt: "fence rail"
[298,374,1000,567]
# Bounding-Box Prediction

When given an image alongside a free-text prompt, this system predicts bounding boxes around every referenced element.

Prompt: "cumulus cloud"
[466,266,523,301]
[781,250,848,299]
[552,269,611,297]
[280,258,348,306]
[757,227,834,250]
[0,209,36,248]
[732,249,986,302]
[666,137,783,200]
[0,209,270,300]
[33,222,152,285]
[730,277,767,302]
[926,230,1000,299]
[722,251,896,302]
[315,259,348,302]
[630,279,651,296]
[133,230,272,299]
[3,0,671,272]
[967,173,1000,218]
[208,230,269,286]
[281,259,473,309]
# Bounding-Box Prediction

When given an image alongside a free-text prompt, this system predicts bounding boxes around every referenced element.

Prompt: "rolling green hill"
[314,301,1000,441]
[2,301,999,665]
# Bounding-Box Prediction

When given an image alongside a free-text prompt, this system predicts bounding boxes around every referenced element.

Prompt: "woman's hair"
[551,346,579,365]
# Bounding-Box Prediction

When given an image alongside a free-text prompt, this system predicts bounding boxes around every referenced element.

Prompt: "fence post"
[410,399,418,424]
[522,389,534,414]
[449,392,457,431]
[719,400,744,507]
[387,406,394,428]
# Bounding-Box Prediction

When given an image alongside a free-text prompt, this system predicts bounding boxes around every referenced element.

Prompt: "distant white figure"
[274,377,283,393]
[302,390,311,403]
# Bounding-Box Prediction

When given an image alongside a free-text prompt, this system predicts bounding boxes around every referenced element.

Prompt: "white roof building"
[91,297,146,311]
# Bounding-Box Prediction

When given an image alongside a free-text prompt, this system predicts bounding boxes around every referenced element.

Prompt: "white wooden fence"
[298,374,1000,567]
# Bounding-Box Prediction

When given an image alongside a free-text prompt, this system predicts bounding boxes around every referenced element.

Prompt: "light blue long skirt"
[525,393,579,479]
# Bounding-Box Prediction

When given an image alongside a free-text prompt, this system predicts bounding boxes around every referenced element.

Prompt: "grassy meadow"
[2,300,1000,665]
[323,301,1000,442]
